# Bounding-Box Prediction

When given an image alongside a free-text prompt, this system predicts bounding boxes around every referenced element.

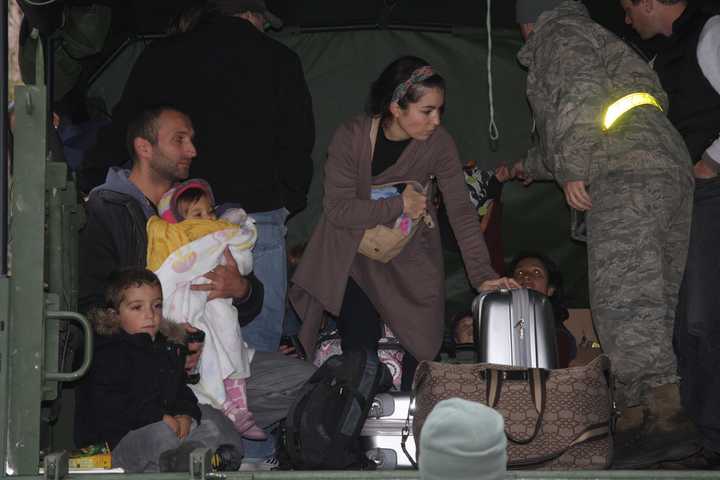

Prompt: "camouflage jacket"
[518,1,691,186]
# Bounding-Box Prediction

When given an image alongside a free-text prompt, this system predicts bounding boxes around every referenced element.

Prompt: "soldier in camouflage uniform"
[513,0,695,465]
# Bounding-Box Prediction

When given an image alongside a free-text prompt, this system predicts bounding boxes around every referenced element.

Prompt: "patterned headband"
[390,65,435,104]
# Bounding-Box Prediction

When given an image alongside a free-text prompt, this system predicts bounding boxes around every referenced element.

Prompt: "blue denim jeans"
[283,302,302,336]
[675,176,720,451]
[244,208,288,352]
[214,206,292,458]
[241,350,316,459]
[241,208,289,459]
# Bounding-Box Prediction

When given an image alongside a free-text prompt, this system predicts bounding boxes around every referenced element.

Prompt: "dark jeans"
[242,351,316,459]
[337,277,419,391]
[674,176,720,451]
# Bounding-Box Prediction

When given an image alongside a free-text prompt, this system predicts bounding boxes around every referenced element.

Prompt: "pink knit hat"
[157,178,216,223]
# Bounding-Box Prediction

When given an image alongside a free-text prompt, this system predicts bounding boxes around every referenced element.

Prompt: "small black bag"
[282,349,393,469]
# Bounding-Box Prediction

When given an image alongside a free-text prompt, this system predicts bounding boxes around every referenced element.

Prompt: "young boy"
[75,268,242,472]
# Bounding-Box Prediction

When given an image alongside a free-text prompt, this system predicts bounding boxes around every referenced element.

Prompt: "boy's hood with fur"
[92,308,187,344]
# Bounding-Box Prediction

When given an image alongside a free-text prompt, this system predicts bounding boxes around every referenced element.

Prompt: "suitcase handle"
[485,367,549,445]
[401,423,418,469]
[401,396,418,468]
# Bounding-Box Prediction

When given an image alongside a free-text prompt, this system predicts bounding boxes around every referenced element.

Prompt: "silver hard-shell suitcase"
[360,393,416,469]
[472,288,559,369]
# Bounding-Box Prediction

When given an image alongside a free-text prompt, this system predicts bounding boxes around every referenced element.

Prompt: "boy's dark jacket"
[75,316,201,449]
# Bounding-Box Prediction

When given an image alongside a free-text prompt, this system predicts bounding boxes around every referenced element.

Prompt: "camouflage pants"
[587,169,692,409]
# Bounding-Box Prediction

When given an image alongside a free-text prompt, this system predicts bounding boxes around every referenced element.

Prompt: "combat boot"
[613,405,648,468]
[646,384,696,436]
[615,405,645,434]
[612,383,700,469]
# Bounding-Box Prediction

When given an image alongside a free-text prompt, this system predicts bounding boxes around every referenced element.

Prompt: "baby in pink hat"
[152,178,265,440]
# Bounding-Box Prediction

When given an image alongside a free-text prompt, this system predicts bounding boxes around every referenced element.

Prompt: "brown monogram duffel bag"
[412,355,612,470]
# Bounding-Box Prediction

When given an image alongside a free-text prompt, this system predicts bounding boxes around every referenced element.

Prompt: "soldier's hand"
[563,180,592,211]
[494,164,512,182]
[511,161,533,186]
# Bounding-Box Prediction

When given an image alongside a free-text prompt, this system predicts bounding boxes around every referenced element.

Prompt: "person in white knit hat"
[419,398,507,480]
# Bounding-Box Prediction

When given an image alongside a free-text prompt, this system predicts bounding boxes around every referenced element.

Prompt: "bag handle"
[485,367,549,445]
[508,421,611,468]
[402,365,431,470]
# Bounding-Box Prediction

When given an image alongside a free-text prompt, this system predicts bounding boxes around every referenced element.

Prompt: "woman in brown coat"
[290,56,517,389]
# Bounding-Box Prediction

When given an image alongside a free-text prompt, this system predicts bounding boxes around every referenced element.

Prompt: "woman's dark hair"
[365,55,446,121]
[507,252,569,322]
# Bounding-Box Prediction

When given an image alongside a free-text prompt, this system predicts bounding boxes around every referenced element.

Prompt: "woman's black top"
[372,126,411,177]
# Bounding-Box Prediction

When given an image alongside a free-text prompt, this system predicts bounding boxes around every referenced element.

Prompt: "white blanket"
[154,217,257,408]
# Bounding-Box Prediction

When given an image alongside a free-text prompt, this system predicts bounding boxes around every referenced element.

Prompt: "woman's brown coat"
[290,115,498,361]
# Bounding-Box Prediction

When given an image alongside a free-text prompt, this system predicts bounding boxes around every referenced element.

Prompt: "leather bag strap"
[486,367,549,445]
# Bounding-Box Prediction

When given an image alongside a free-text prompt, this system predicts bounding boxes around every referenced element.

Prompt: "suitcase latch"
[515,318,526,340]
[369,399,382,418]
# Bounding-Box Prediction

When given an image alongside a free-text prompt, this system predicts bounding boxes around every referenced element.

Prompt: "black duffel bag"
[282,348,393,469]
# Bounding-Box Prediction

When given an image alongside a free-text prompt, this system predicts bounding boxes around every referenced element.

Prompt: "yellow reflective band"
[603,92,663,130]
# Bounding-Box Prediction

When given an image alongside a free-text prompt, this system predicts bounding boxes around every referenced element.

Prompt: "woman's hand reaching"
[402,186,427,220]
[478,277,521,292]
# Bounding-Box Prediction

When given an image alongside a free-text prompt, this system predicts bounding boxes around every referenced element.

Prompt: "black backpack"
[282,348,393,470]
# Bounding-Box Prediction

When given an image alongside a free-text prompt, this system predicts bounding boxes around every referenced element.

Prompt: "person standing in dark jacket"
[622,0,720,466]
[80,0,316,359]
[76,268,242,473]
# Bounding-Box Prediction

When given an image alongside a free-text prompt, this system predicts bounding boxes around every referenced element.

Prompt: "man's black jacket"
[640,2,720,163]
[80,14,315,214]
